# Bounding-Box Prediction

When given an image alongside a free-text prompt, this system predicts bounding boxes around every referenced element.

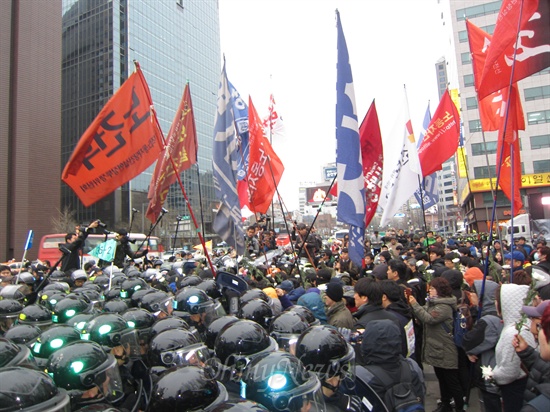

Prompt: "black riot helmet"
[214,320,277,374]
[80,313,139,358]
[179,274,203,288]
[196,278,222,299]
[103,298,129,314]
[0,367,71,411]
[284,305,320,326]
[51,296,92,324]
[18,303,53,331]
[239,288,269,305]
[210,401,270,411]
[238,299,274,329]
[148,328,210,368]
[269,311,309,352]
[92,274,111,291]
[204,315,239,350]
[150,316,191,340]
[4,324,41,347]
[174,287,214,314]
[139,290,173,317]
[0,298,24,333]
[148,366,228,412]
[130,287,154,308]
[295,325,356,383]
[46,341,124,406]
[120,277,148,299]
[122,307,155,351]
[0,337,37,369]
[241,351,325,412]
[0,284,31,305]
[32,325,82,369]
[40,291,68,311]
[68,313,95,332]
[104,287,122,302]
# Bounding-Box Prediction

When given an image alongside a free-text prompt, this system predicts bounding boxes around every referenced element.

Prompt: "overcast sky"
[219,0,454,211]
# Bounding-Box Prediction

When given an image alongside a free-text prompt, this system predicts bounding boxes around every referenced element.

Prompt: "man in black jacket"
[110,229,149,269]
[60,220,100,272]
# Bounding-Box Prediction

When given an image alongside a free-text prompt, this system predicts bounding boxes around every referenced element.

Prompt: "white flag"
[379,88,422,227]
[263,94,285,140]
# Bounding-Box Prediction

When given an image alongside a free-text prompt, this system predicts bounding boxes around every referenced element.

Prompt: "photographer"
[101,228,149,269]
[244,226,260,258]
[60,219,100,272]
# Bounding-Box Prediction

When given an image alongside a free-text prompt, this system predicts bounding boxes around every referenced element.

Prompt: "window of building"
[443,180,453,186]
[457,1,501,21]
[445,196,454,202]
[458,30,468,43]
[482,191,514,206]
[466,96,478,110]
[464,74,475,87]
[528,110,550,125]
[531,134,550,150]
[534,160,550,173]
[474,165,495,179]
[471,141,497,155]
[469,119,482,133]
[524,85,550,101]
[444,188,454,194]
[461,52,471,64]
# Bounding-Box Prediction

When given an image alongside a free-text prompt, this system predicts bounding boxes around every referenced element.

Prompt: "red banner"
[417,90,461,177]
[62,66,162,207]
[360,101,384,228]
[247,97,284,214]
[478,0,549,99]
[146,83,198,222]
[497,85,524,212]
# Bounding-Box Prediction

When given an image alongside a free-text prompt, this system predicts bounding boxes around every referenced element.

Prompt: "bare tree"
[50,206,78,234]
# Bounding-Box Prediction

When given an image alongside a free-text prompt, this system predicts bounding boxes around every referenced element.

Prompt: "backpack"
[366,360,424,412]
[442,291,473,348]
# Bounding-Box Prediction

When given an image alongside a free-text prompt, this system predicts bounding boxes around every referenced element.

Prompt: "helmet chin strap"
[321,379,339,393]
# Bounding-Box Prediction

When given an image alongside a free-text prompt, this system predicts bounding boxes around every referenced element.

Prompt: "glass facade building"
[61,0,220,244]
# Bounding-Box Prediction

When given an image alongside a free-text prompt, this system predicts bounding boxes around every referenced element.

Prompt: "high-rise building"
[1,1,62,260]
[61,0,220,243]
[446,0,550,232]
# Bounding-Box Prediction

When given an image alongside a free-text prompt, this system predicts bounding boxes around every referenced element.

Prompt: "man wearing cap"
[324,281,354,329]
[504,250,525,276]
[103,228,148,269]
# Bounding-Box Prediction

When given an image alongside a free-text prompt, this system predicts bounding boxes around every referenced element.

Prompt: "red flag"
[477,0,549,99]
[360,101,384,228]
[466,20,527,132]
[497,85,524,212]
[417,90,461,177]
[247,97,284,214]
[146,83,198,222]
[329,101,384,227]
[62,66,163,207]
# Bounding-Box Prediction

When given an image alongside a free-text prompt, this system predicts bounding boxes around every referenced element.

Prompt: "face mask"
[534,253,540,261]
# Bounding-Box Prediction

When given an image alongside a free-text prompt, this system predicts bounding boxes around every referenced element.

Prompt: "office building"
[1,1,62,260]
[61,0,220,242]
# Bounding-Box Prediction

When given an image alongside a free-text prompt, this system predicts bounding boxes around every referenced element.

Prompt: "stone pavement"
[423,364,482,412]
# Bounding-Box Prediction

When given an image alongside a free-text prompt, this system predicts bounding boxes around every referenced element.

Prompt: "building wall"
[0,0,62,261]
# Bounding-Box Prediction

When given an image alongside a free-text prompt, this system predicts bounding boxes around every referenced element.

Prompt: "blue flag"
[414,103,438,210]
[88,239,117,262]
[228,81,249,181]
[24,230,34,250]
[335,10,366,267]
[212,63,245,255]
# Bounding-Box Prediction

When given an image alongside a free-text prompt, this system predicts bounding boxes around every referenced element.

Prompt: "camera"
[97,220,107,228]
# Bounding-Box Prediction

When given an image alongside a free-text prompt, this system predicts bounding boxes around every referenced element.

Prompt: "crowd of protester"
[0,221,549,411]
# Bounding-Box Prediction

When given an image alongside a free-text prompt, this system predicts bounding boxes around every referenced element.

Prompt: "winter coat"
[411,295,458,369]
[518,345,550,402]
[326,300,354,329]
[473,279,499,316]
[462,314,503,394]
[359,319,425,403]
[493,284,537,385]
[287,286,306,303]
[297,292,327,325]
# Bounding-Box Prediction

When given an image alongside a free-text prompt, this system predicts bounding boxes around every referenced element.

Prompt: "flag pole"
[195,163,207,242]
[416,176,428,232]
[149,106,217,276]
[478,0,526,321]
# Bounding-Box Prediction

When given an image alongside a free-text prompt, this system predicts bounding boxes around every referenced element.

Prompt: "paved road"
[423,364,482,412]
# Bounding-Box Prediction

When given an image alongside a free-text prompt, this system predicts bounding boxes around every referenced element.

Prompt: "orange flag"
[247,97,284,214]
[146,83,198,222]
[62,65,163,206]
[497,85,524,213]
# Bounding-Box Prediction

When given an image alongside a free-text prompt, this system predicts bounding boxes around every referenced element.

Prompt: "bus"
[37,233,164,265]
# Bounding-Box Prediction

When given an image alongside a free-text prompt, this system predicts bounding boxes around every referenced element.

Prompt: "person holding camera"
[60,219,100,272]
[107,228,149,269]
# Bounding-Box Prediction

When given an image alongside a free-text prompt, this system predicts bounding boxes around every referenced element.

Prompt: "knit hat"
[326,282,344,302]
[372,264,388,280]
